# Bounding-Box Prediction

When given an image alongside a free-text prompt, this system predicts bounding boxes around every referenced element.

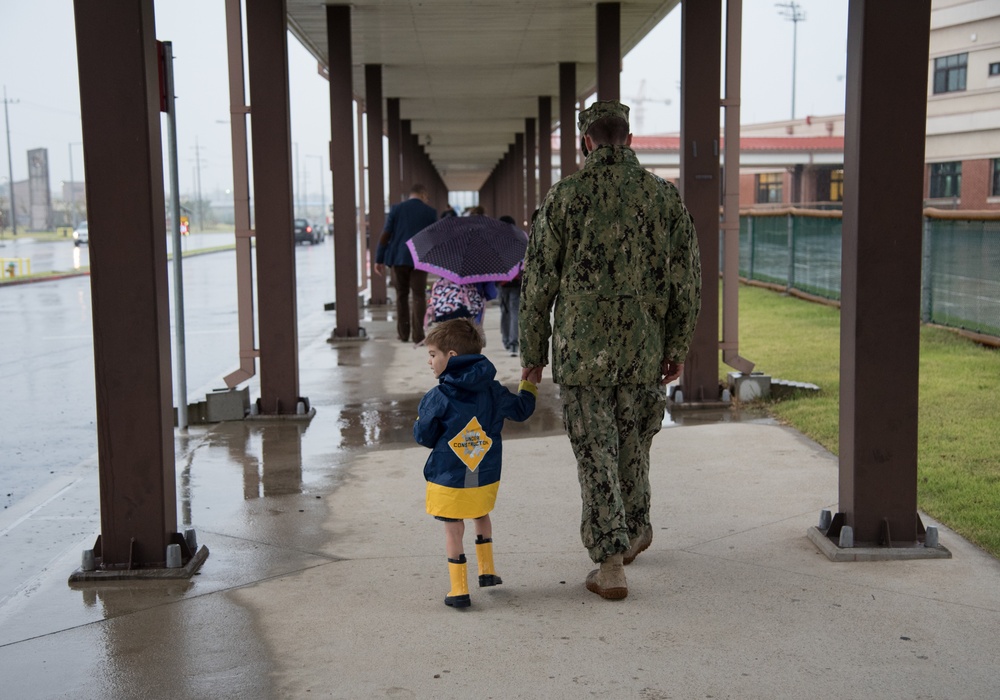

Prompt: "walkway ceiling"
[286,1,680,192]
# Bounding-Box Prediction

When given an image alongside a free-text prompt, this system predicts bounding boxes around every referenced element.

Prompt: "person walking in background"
[518,100,702,601]
[375,184,439,345]
[414,319,537,609]
[497,215,524,357]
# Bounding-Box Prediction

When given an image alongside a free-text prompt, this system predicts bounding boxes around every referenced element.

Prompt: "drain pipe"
[721,0,754,374]
[161,41,189,428]
[223,0,259,389]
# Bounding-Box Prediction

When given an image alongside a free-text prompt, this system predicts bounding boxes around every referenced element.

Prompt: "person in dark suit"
[375,183,439,344]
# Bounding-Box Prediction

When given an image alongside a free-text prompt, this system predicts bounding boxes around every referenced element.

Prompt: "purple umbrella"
[405,215,528,284]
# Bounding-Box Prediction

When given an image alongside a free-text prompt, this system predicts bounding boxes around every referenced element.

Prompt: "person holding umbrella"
[375,183,439,345]
[405,208,527,338]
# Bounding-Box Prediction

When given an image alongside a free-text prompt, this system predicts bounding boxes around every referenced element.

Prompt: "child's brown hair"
[425,318,484,356]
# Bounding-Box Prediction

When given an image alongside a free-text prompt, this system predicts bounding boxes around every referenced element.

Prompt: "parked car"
[73,221,89,246]
[294,218,324,245]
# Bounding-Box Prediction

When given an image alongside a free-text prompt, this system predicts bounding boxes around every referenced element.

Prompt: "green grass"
[732,283,1000,558]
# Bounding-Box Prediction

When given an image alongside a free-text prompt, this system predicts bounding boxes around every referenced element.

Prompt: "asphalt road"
[0,235,337,512]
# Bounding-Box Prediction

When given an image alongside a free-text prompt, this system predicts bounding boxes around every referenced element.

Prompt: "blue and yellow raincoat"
[414,355,537,519]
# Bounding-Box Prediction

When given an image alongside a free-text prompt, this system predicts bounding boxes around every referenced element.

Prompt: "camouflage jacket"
[519,145,702,386]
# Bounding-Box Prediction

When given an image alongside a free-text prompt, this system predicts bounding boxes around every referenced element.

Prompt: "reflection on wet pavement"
[666,402,775,428]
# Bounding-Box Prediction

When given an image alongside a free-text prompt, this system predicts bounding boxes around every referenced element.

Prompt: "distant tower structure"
[776,1,807,120]
[626,79,672,134]
[27,148,52,231]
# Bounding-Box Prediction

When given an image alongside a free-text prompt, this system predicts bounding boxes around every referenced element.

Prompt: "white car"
[73,221,89,246]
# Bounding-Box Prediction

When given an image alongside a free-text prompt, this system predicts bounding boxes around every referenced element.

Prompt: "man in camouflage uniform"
[519,100,701,600]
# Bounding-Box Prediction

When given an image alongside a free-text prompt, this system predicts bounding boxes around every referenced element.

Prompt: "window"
[828,169,844,202]
[928,162,962,199]
[990,62,1000,77]
[933,53,967,94]
[992,159,1000,198]
[756,173,783,204]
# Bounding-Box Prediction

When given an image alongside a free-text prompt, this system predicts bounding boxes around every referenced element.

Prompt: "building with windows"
[625,116,847,210]
[626,0,999,212]
[925,0,1000,210]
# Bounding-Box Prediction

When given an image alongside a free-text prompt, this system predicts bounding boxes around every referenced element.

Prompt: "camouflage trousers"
[562,383,667,563]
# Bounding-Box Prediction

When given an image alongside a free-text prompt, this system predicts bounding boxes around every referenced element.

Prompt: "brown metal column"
[559,63,577,178]
[411,133,425,191]
[596,3,621,101]
[387,98,402,205]
[678,0,722,403]
[327,5,361,338]
[505,145,516,216]
[480,174,492,215]
[246,0,300,414]
[401,119,414,189]
[538,96,552,199]
[366,65,388,305]
[74,0,176,568]
[525,117,537,226]
[838,0,931,545]
[514,133,525,226]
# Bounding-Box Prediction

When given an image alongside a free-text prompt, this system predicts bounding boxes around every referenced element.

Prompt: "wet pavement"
[0,231,236,276]
[2,281,999,698]
[0,236,337,511]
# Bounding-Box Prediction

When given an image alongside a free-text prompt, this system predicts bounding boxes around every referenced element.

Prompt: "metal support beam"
[525,117,537,227]
[328,5,361,337]
[538,96,552,199]
[246,0,300,414]
[355,99,368,297]
[365,64,388,305]
[679,0,723,403]
[514,132,525,226]
[721,0,754,374]
[223,0,258,389]
[73,0,176,568]
[401,119,413,190]
[559,63,577,179]
[596,3,621,101]
[387,98,401,205]
[838,0,931,545]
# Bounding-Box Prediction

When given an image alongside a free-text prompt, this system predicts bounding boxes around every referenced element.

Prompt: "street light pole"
[776,1,806,121]
[193,137,204,231]
[3,86,19,236]
[307,154,325,231]
[294,141,300,218]
[68,141,82,229]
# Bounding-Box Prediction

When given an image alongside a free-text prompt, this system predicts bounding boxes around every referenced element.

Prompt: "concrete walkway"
[1,310,998,699]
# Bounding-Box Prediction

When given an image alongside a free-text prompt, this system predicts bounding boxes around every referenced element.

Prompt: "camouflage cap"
[577,100,631,135]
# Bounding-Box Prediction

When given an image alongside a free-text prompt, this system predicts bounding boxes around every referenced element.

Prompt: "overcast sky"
[1,0,847,199]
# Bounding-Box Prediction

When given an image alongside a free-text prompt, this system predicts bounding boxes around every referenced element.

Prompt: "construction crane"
[625,80,672,134]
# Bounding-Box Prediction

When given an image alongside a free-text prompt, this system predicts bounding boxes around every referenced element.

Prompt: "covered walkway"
[68,0,947,624]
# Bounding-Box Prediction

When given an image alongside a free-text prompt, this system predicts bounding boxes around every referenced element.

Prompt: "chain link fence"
[735,208,1000,339]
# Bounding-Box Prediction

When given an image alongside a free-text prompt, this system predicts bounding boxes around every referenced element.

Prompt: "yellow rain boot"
[445,555,471,608]
[475,535,503,587]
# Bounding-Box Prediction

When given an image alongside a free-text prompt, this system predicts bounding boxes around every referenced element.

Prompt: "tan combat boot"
[623,525,653,565]
[585,552,627,600]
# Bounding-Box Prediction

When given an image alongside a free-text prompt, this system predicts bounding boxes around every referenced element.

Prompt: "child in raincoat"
[414,318,537,608]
